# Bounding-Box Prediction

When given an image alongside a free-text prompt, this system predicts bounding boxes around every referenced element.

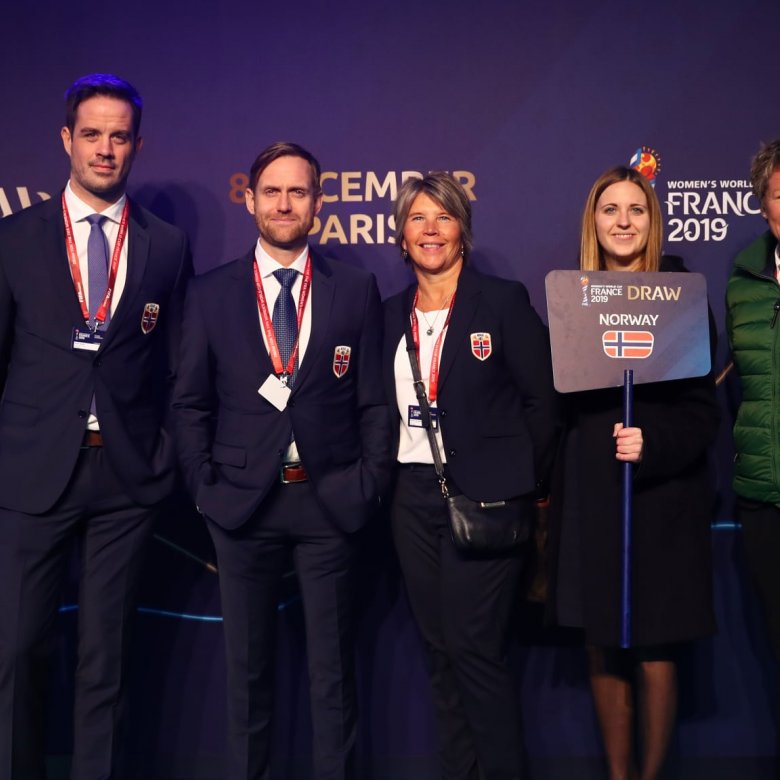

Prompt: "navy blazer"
[172,250,392,532]
[383,266,558,502]
[0,195,192,513]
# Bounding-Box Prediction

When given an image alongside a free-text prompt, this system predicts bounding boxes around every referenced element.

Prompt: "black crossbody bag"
[403,316,530,553]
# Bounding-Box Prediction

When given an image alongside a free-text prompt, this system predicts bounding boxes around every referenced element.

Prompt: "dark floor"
[47,755,780,779]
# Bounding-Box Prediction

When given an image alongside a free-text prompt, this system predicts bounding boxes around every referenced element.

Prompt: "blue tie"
[272,268,299,387]
[85,213,110,327]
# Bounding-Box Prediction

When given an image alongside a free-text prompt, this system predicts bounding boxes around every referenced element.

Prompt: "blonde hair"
[579,166,662,273]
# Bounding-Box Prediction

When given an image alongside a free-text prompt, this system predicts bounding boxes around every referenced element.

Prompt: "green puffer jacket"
[726,230,780,506]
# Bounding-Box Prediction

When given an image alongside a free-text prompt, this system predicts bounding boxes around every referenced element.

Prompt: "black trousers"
[0,445,156,780]
[391,465,525,780]
[207,479,357,780]
[738,499,780,663]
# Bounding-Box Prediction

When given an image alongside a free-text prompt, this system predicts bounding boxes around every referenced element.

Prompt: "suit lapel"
[233,251,276,376]
[39,198,87,327]
[293,251,334,390]
[383,284,415,413]
[101,200,149,343]
[394,283,416,370]
[437,267,480,392]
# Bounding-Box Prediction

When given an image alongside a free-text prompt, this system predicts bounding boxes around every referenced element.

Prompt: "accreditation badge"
[72,326,105,352]
[333,345,351,378]
[407,405,439,430]
[470,332,492,361]
[141,303,160,334]
[258,374,291,411]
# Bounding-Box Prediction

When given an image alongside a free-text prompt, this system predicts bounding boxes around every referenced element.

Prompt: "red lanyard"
[253,255,312,380]
[62,193,129,329]
[410,289,456,403]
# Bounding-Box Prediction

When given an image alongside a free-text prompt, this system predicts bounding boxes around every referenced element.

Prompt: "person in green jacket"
[726,137,780,666]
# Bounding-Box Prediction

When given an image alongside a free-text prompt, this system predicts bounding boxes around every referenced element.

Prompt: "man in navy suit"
[173,142,391,780]
[0,74,191,779]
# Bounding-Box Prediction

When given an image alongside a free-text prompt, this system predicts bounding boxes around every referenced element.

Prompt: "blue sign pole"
[621,368,634,649]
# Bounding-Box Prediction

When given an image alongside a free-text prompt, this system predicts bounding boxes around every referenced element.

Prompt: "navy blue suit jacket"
[0,195,192,513]
[173,249,392,532]
[383,266,558,501]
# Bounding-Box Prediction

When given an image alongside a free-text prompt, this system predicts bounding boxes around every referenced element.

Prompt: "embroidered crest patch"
[333,345,351,377]
[470,332,492,361]
[141,303,160,334]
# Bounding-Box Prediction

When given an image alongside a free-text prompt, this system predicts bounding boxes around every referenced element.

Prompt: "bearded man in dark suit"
[173,142,391,780]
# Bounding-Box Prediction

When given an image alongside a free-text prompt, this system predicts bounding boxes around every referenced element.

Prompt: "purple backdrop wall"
[3,0,779,775]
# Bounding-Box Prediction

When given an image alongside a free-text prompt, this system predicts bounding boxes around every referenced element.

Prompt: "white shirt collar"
[254,240,309,278]
[64,181,127,224]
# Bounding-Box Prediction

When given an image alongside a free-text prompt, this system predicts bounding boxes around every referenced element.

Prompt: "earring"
[402,249,408,260]
[460,246,465,257]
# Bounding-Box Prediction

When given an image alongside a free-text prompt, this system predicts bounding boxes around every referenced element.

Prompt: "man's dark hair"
[248,142,321,193]
[64,73,143,136]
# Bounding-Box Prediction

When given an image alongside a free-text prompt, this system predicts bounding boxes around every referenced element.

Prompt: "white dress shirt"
[774,243,780,282]
[64,182,129,317]
[394,309,449,464]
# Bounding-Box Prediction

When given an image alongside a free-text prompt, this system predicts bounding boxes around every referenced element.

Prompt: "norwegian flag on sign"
[602,330,654,359]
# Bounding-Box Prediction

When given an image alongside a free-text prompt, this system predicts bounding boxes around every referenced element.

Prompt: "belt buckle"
[280,462,304,484]
[81,430,103,448]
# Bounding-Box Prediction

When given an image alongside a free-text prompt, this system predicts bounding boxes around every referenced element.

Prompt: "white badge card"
[258,374,292,411]
[408,405,439,430]
[72,327,105,352]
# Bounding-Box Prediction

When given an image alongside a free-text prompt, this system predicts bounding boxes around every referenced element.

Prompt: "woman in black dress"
[550,166,719,780]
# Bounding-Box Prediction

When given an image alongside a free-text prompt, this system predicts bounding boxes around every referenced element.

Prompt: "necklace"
[420,309,441,336]
[418,293,454,335]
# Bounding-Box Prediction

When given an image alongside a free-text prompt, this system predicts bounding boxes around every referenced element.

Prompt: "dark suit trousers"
[391,465,525,780]
[0,445,156,780]
[207,479,357,780]
[738,500,780,662]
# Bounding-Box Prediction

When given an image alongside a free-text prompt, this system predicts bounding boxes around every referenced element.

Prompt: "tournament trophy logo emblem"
[630,146,662,187]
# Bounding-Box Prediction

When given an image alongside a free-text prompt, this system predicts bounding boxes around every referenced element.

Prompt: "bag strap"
[403,307,450,499]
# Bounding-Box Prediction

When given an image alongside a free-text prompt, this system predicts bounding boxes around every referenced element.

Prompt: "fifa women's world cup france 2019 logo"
[630,147,661,188]
[580,275,589,307]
